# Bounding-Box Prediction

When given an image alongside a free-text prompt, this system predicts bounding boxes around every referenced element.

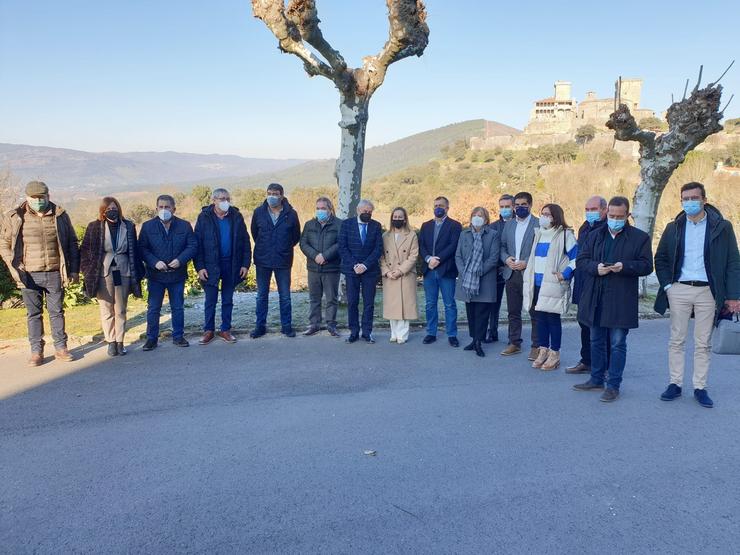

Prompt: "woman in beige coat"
[380,207,419,344]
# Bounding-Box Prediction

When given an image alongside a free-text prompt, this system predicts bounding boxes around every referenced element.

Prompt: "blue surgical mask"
[682,200,703,217]
[315,209,329,222]
[515,206,530,219]
[585,211,601,225]
[266,195,281,208]
[434,207,446,218]
[607,218,625,232]
[500,207,513,219]
[158,209,172,222]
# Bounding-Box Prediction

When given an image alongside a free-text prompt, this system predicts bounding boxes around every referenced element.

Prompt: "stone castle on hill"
[471,78,657,157]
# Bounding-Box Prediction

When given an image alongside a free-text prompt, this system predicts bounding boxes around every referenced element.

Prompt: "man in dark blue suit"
[338,199,383,343]
[419,196,462,347]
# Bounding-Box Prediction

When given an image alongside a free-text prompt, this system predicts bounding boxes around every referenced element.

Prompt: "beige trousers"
[390,319,410,342]
[667,283,715,389]
[97,275,130,343]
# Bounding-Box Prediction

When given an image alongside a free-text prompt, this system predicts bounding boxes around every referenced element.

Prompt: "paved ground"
[1,319,739,553]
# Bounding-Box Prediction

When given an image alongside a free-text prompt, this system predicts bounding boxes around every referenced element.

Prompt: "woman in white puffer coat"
[523,203,578,370]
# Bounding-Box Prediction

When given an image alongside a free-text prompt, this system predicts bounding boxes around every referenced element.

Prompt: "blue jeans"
[423,270,458,337]
[590,326,629,390]
[345,271,378,337]
[255,266,292,332]
[203,258,235,332]
[21,271,67,352]
[535,311,562,351]
[146,279,185,342]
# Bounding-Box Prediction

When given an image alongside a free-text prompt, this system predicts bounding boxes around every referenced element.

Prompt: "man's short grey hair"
[357,199,374,211]
[156,194,176,207]
[212,188,230,200]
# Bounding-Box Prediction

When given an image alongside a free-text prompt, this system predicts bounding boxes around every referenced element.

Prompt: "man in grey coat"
[300,197,343,336]
[499,191,540,359]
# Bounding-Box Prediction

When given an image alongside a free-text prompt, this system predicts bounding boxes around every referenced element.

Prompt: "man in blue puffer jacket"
[249,183,301,338]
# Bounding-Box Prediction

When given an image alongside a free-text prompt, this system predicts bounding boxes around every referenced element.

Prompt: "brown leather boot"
[28,352,44,367]
[55,348,74,362]
[541,350,561,371]
[500,344,522,356]
[527,347,540,361]
[199,330,215,345]
[531,347,550,368]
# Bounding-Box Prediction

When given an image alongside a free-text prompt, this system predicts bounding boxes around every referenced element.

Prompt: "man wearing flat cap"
[0,181,80,365]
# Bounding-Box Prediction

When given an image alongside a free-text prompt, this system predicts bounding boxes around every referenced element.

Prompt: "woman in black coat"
[80,197,143,356]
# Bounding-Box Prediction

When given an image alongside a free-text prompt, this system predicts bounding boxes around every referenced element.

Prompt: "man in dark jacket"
[250,183,301,338]
[419,196,462,347]
[0,181,79,365]
[300,196,342,337]
[654,182,740,408]
[138,194,198,350]
[566,195,608,374]
[573,196,653,402]
[485,193,514,344]
[338,199,383,343]
[194,188,252,345]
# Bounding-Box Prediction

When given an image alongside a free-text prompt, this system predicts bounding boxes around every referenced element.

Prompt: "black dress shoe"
[362,334,375,344]
[483,331,497,344]
[346,334,359,343]
[283,329,296,338]
[173,337,190,347]
[448,337,459,348]
[573,380,605,391]
[474,341,485,357]
[142,339,157,351]
[107,342,118,357]
[250,327,266,339]
[303,326,321,336]
[463,340,476,351]
[116,342,127,356]
[422,335,436,344]
[327,325,340,337]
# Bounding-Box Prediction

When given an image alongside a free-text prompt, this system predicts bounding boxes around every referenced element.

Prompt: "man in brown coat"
[0,181,80,366]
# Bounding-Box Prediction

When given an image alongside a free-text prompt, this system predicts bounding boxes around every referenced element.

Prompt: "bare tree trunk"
[335,94,369,219]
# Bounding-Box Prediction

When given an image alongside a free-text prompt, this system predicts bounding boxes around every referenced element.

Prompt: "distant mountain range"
[0,119,519,195]
[0,144,307,193]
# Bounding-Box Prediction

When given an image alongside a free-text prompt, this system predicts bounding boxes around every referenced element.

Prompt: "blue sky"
[1,0,738,159]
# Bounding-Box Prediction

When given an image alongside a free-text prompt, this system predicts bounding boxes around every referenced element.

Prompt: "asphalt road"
[1,319,739,554]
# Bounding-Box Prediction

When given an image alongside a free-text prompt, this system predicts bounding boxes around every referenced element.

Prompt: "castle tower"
[619,78,642,108]
[554,81,572,101]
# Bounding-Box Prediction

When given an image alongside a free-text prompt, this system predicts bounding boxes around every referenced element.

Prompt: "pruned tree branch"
[286,0,346,72]
[355,0,429,96]
[252,0,335,80]
[606,103,656,155]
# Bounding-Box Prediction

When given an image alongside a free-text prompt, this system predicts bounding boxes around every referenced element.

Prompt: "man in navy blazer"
[419,196,462,347]
[338,199,383,343]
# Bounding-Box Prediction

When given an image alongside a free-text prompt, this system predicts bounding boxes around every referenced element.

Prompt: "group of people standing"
[1,180,738,406]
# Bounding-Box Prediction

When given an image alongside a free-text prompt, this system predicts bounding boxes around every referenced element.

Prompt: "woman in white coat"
[380,207,419,344]
[523,203,577,370]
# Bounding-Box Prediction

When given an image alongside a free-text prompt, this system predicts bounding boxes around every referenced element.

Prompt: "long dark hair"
[98,196,124,222]
[542,203,568,229]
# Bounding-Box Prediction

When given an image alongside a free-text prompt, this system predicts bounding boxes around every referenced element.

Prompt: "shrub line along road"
[1,319,739,553]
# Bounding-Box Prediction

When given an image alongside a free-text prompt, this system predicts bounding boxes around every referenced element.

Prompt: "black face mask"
[105,209,119,221]
[391,219,405,229]
[359,212,372,223]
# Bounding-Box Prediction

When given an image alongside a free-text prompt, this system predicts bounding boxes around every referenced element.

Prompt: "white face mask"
[218,201,230,212]
[539,215,553,229]
[158,209,172,222]
[471,216,485,228]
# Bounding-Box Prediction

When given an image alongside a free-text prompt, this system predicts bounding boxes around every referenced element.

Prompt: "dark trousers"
[535,312,562,351]
[578,321,610,367]
[465,301,492,341]
[255,266,292,333]
[21,271,67,353]
[146,279,185,342]
[487,276,506,337]
[505,270,539,347]
[203,258,235,332]
[307,270,339,327]
[345,271,377,337]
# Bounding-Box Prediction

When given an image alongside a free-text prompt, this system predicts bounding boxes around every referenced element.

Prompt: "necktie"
[360,223,367,244]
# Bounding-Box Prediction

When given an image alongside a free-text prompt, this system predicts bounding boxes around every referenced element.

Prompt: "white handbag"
[712,314,740,355]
